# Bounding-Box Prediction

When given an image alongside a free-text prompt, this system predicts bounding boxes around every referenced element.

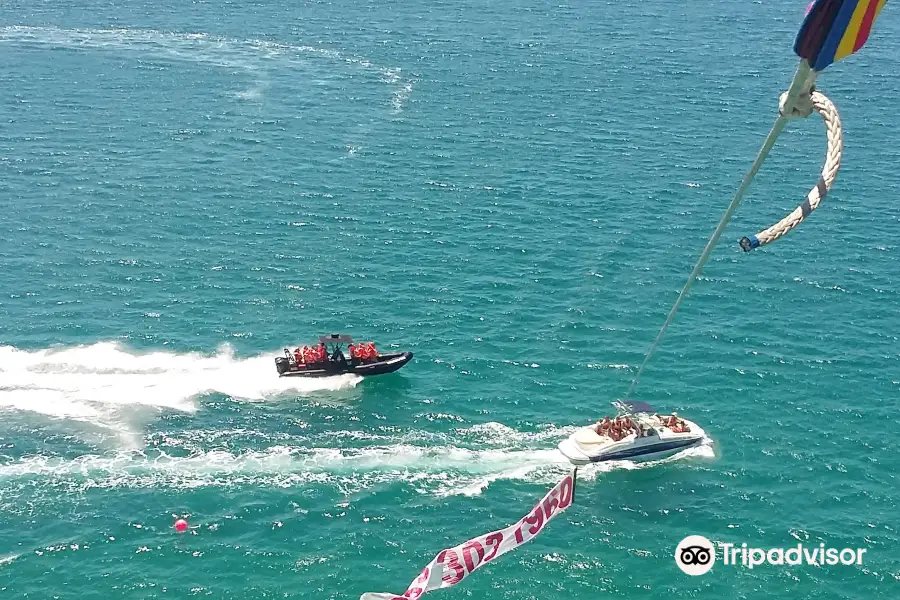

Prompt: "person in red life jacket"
[317,342,327,362]
[348,343,358,360]
[294,347,303,363]
[302,345,317,364]
[367,342,378,359]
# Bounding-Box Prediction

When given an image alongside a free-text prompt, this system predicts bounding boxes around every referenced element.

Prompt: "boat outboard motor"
[275,356,292,374]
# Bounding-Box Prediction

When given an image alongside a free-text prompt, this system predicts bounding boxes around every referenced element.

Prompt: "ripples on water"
[1,1,899,598]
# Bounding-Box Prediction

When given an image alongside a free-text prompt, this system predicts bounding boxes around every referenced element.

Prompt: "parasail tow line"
[625,63,838,399]
[625,0,887,400]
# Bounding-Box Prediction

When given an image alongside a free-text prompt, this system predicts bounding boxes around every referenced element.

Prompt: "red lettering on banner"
[524,505,545,535]
[542,488,560,520]
[360,472,577,600]
[513,506,543,543]
[484,532,503,561]
[402,566,431,600]
[513,474,574,544]
[437,549,465,584]
[558,474,574,509]
[461,540,485,572]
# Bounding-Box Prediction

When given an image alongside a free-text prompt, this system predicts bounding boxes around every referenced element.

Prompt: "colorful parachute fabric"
[794,0,887,71]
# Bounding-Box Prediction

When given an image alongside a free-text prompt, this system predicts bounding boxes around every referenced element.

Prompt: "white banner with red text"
[360,469,577,600]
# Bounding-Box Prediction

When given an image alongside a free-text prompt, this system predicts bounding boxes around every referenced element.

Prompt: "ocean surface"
[1,0,899,598]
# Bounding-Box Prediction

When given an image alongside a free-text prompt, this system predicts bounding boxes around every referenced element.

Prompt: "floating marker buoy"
[174,518,188,532]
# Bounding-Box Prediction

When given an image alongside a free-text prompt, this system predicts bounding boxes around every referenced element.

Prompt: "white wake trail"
[0,341,361,431]
[0,422,716,499]
[0,25,415,111]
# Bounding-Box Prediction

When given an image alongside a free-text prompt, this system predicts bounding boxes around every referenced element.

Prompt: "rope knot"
[779,86,815,119]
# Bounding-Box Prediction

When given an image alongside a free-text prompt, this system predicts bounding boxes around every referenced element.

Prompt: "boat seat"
[573,428,611,446]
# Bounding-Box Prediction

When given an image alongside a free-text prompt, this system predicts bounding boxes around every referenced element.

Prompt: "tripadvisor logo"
[675,536,867,574]
[675,535,715,575]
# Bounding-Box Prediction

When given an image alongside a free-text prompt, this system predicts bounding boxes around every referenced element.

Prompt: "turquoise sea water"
[2,0,899,598]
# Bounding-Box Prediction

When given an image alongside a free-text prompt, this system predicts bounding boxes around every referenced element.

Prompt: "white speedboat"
[558,400,705,465]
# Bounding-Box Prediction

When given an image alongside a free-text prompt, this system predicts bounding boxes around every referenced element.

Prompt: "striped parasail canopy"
[794,0,887,71]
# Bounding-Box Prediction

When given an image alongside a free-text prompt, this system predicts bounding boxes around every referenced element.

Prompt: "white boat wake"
[0,342,362,444]
[0,422,716,502]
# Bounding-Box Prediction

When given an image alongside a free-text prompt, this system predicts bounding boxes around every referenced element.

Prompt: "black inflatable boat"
[275,334,413,378]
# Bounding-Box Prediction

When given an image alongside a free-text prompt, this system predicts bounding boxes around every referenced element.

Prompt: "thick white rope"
[623,63,837,401]
[739,89,843,250]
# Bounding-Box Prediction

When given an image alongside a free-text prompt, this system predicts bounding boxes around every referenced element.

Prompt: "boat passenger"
[303,346,317,363]
[317,343,327,362]
[607,418,625,442]
[608,422,621,441]
[348,343,358,359]
[294,348,303,363]
[662,412,689,433]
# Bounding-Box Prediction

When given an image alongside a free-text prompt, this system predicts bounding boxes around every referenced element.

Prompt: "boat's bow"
[353,351,414,375]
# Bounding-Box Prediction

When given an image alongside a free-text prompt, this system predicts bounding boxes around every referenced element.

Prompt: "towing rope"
[739,88,843,250]
[624,68,843,401]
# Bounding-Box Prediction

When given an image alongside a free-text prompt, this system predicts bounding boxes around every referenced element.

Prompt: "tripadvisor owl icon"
[675,535,715,575]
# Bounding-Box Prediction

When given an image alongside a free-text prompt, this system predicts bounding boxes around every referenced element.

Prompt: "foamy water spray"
[0,427,716,498]
[0,342,361,443]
